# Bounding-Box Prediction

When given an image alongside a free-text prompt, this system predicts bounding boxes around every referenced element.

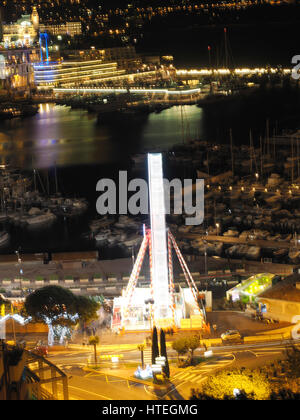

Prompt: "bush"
[200,368,271,400]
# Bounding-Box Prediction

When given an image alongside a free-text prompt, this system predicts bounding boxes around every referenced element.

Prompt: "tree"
[137,344,145,369]
[89,335,100,365]
[171,338,188,362]
[75,295,100,324]
[24,286,100,346]
[160,329,170,378]
[151,326,159,364]
[186,335,200,364]
[200,368,271,400]
[284,345,300,378]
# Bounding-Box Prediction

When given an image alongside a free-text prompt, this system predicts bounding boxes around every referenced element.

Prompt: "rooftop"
[259,273,300,302]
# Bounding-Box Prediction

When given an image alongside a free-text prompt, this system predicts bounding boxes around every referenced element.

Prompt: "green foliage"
[25,285,77,325]
[172,335,200,365]
[200,368,271,400]
[88,335,99,346]
[190,388,300,400]
[151,326,159,365]
[171,337,188,359]
[160,329,170,378]
[284,345,300,378]
[75,295,100,323]
[24,286,99,327]
[137,344,145,351]
[89,335,100,364]
[186,335,200,353]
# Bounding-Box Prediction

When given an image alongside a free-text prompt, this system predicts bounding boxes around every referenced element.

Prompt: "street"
[46,339,300,400]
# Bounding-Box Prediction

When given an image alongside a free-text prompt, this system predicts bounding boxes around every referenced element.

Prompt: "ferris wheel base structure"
[111,153,211,332]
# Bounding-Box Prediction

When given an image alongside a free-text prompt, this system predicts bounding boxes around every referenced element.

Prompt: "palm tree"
[160,329,170,378]
[151,326,159,365]
[137,344,145,369]
[88,335,100,365]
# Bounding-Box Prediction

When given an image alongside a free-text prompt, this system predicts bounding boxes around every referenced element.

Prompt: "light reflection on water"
[0,103,206,254]
[0,103,204,170]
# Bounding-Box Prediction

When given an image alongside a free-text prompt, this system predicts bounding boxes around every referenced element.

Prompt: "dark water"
[0,103,204,255]
[0,93,298,255]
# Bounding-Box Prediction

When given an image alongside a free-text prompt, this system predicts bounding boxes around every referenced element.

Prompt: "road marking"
[173,371,192,380]
[67,385,113,400]
[255,351,283,357]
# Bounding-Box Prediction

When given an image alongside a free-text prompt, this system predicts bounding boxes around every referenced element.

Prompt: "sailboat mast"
[291,137,294,184]
[249,129,253,175]
[230,128,234,176]
[266,119,270,157]
[260,135,263,177]
[224,27,228,68]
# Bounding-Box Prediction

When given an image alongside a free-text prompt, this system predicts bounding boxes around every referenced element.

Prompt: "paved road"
[46,340,300,400]
[181,234,295,250]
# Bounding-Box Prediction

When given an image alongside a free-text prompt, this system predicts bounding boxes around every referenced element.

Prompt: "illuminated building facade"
[0,48,39,91]
[33,59,126,88]
[3,15,37,47]
[2,7,81,48]
[62,47,142,72]
[39,22,82,38]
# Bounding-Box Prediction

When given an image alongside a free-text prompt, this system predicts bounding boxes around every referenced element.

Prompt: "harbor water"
[0,98,298,256]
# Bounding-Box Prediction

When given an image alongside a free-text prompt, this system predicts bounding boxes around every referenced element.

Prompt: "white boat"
[223,229,239,237]
[0,212,8,222]
[289,248,300,261]
[26,209,56,226]
[115,215,132,228]
[273,248,288,258]
[123,234,142,247]
[89,216,113,232]
[0,231,9,246]
[94,229,111,242]
[246,246,261,260]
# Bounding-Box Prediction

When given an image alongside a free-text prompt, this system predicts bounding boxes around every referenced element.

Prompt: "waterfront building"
[33,59,127,88]
[63,46,142,72]
[0,48,39,92]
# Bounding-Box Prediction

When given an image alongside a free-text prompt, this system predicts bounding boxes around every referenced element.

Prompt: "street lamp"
[215,223,220,236]
[15,249,23,295]
[203,239,208,275]
[145,298,154,330]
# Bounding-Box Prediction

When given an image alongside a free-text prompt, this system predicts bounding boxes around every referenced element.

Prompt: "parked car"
[221,330,243,343]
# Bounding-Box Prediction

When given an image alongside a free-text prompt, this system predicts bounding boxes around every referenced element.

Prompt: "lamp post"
[145,298,154,330]
[203,239,207,276]
[15,249,23,295]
